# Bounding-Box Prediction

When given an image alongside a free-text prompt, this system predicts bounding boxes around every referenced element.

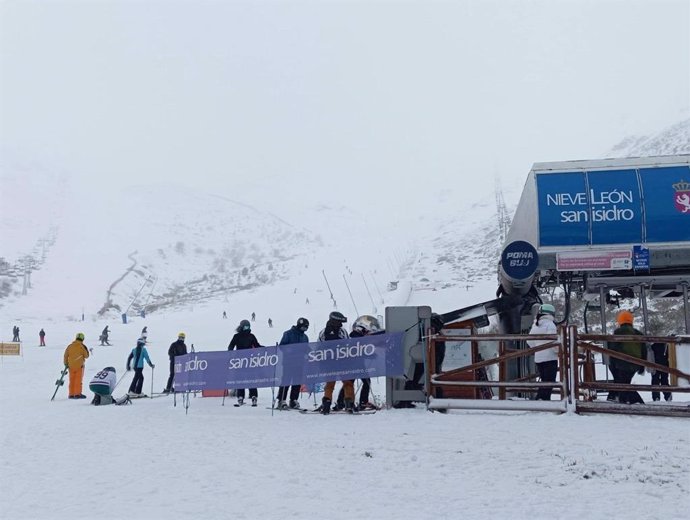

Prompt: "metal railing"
[424,327,690,417]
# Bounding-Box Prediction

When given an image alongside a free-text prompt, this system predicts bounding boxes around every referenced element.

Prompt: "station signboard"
[537,165,690,247]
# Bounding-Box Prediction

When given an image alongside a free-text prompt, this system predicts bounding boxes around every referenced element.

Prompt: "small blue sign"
[501,241,539,280]
[632,245,650,271]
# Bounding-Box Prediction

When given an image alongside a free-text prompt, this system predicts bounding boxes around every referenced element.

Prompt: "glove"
[151,364,155,369]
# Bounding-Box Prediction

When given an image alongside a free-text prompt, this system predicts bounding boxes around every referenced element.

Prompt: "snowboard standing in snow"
[51,367,69,401]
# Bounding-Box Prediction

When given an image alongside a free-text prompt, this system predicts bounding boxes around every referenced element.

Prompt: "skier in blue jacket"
[276,317,309,409]
[126,338,154,397]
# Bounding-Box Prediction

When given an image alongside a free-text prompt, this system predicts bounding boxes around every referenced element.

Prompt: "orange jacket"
[63,340,90,368]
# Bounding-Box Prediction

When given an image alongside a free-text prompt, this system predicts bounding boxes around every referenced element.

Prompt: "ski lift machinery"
[494,154,690,381]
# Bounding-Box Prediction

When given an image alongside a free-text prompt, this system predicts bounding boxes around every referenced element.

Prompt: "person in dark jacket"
[126,338,154,397]
[319,311,352,414]
[39,328,46,346]
[100,326,111,346]
[164,332,188,393]
[608,310,646,405]
[228,319,261,406]
[335,315,383,411]
[649,341,672,402]
[276,318,309,409]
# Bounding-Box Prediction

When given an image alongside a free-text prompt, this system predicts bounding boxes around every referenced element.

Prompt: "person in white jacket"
[527,304,558,401]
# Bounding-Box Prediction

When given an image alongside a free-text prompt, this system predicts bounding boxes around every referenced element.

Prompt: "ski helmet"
[616,310,634,325]
[76,332,85,341]
[353,315,382,334]
[105,366,116,372]
[329,311,347,323]
[539,304,556,316]
[238,319,251,332]
[296,317,309,331]
[178,332,186,339]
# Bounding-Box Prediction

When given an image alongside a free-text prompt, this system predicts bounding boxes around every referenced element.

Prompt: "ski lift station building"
[498,154,690,334]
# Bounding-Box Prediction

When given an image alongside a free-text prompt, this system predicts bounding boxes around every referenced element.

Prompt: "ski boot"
[277,400,288,410]
[251,396,258,407]
[358,401,377,411]
[237,396,244,406]
[321,397,332,415]
[289,400,300,410]
[331,400,344,412]
[344,399,355,414]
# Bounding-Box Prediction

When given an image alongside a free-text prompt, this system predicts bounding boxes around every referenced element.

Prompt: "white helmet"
[352,315,382,334]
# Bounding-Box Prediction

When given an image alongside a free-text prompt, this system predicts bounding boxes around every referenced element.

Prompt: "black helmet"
[238,319,251,332]
[430,313,444,331]
[104,366,116,372]
[296,317,309,331]
[329,311,347,323]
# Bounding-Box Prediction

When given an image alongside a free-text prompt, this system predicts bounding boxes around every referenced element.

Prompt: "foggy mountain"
[606,118,690,158]
[2,118,689,322]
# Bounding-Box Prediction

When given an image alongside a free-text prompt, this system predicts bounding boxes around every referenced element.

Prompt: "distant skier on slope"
[163,332,188,393]
[39,328,46,346]
[228,320,261,406]
[100,326,111,346]
[276,318,309,410]
[126,338,154,397]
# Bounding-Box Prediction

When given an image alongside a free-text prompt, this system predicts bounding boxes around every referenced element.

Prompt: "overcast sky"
[1,0,688,214]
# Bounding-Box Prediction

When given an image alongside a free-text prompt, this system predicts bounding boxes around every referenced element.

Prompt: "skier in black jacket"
[164,332,188,393]
[228,319,262,406]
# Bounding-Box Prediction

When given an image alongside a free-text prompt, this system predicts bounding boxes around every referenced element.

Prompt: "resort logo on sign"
[673,179,690,214]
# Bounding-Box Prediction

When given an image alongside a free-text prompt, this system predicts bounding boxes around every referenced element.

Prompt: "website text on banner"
[173,332,404,392]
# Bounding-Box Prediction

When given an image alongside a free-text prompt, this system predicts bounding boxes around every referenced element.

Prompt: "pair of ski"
[234,401,258,407]
[128,393,170,399]
[300,407,377,415]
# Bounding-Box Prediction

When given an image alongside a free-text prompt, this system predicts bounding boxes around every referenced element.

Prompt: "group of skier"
[223,311,382,412]
[57,310,385,411]
[528,305,673,404]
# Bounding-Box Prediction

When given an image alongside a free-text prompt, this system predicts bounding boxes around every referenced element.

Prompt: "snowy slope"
[606,118,690,158]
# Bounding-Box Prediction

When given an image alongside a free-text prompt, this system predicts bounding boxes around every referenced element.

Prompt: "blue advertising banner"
[172,332,404,392]
[537,165,690,247]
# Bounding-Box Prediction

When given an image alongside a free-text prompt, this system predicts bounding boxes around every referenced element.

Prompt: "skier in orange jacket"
[63,333,90,399]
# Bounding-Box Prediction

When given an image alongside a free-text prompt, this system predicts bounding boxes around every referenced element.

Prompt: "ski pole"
[113,372,128,392]
[150,365,155,398]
